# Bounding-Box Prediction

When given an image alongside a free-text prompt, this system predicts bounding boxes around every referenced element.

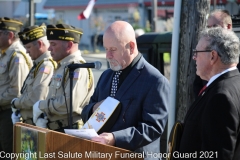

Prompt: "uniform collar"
[34,51,52,64]
[58,50,83,67]
[4,40,25,56]
[1,48,7,55]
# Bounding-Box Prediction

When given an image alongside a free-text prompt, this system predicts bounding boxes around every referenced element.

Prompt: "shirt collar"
[121,53,142,73]
[207,66,237,86]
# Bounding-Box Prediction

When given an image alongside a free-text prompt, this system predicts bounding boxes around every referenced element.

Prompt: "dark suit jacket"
[193,62,240,98]
[179,69,240,160]
[82,56,170,160]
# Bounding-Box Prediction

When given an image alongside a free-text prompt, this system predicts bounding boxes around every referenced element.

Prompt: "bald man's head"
[103,21,139,70]
[104,21,136,44]
[207,9,232,30]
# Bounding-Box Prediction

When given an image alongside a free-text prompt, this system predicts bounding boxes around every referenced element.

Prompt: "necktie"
[110,71,122,97]
[198,85,207,96]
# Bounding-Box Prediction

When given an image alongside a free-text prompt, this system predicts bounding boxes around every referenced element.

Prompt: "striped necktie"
[110,71,122,97]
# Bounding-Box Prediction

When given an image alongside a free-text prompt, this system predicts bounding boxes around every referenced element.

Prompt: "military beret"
[0,17,23,32]
[46,24,83,43]
[18,24,46,45]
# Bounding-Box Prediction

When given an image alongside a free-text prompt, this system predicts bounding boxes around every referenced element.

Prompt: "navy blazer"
[82,56,170,160]
[179,69,240,160]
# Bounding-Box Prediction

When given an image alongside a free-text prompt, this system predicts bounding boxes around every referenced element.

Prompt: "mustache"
[107,59,117,63]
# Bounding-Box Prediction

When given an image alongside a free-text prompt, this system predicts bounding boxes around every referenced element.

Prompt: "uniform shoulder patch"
[15,57,23,64]
[39,66,50,74]
[73,71,79,79]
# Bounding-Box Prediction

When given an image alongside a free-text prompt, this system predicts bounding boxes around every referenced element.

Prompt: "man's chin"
[110,65,122,71]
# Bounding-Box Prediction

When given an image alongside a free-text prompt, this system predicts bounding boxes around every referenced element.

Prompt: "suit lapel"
[184,88,209,120]
[115,57,144,99]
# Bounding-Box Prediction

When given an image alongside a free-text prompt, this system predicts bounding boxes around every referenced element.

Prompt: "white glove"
[33,101,43,123]
[11,112,21,124]
[35,118,48,128]
[11,98,18,112]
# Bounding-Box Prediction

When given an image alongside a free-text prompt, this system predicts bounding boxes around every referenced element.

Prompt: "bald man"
[81,21,170,160]
[207,9,232,29]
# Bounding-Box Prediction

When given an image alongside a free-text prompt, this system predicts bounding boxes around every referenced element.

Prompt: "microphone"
[67,61,102,70]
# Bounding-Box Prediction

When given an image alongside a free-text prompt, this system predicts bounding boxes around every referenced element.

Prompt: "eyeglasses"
[192,49,212,58]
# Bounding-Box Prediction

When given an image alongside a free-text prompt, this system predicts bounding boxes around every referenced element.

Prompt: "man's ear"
[8,31,14,39]
[210,50,219,64]
[129,41,135,54]
[37,40,42,48]
[227,23,232,30]
[67,41,73,50]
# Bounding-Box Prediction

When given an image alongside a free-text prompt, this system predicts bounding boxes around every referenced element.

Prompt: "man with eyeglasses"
[193,9,233,98]
[179,27,240,160]
[0,17,32,158]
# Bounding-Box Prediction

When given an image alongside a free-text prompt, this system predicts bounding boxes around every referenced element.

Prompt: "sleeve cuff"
[38,100,47,112]
[13,99,19,108]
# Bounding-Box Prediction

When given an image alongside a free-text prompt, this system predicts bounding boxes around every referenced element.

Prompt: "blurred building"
[43,0,240,49]
[42,0,175,49]
[0,0,239,49]
[0,1,20,18]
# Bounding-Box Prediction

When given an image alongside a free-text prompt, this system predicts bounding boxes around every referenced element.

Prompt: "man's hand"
[91,132,115,146]
[35,118,48,128]
[11,98,18,112]
[11,112,21,124]
[92,100,104,113]
[33,101,43,123]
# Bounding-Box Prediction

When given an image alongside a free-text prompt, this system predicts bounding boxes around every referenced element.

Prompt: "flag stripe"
[78,0,96,20]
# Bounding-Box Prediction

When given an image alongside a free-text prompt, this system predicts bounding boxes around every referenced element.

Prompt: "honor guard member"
[32,24,94,132]
[0,17,32,158]
[11,24,57,126]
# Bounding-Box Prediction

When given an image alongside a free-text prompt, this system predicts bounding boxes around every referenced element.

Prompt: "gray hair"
[200,27,240,64]
[32,36,49,47]
[2,30,19,38]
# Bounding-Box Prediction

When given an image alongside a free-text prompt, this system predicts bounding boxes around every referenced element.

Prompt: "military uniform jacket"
[0,41,32,110]
[14,52,55,120]
[39,50,94,123]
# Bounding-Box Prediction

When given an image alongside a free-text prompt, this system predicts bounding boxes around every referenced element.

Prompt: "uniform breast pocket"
[25,78,34,85]
[50,78,62,89]
[0,65,7,80]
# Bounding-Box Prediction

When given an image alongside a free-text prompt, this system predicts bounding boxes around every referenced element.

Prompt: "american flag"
[78,0,96,20]
[15,57,23,63]
[40,67,50,74]
[73,72,79,79]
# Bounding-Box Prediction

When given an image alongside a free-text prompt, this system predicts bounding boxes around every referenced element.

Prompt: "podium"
[13,123,143,160]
